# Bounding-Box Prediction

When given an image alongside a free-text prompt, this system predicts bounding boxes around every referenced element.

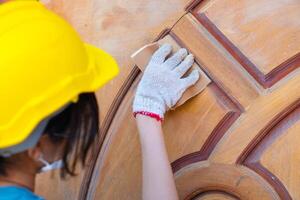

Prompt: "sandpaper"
[131,36,211,109]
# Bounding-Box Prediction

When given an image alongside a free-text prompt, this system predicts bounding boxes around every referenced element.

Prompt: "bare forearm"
[136,114,179,200]
[132,44,197,200]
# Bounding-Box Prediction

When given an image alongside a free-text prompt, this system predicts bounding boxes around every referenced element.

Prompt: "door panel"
[170,15,259,109]
[194,191,239,200]
[80,0,300,199]
[59,0,300,199]
[260,117,300,200]
[238,102,300,200]
[84,34,242,199]
[35,0,191,199]
[192,0,300,88]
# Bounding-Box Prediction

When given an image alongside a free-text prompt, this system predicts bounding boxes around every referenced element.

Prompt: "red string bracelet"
[133,111,163,122]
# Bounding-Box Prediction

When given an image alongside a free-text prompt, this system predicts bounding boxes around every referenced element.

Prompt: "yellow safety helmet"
[0,1,119,152]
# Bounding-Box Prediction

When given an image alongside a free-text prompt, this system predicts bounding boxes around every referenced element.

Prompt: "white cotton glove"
[132,43,200,120]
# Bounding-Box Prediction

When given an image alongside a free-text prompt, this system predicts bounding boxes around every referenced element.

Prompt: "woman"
[0,1,199,200]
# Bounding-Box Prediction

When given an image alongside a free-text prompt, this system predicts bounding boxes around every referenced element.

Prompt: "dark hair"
[0,92,99,178]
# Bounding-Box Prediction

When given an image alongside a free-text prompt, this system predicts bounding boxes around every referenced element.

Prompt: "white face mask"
[38,154,63,173]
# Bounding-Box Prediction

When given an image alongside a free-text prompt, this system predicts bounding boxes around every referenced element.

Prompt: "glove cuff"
[132,95,165,120]
[133,111,163,122]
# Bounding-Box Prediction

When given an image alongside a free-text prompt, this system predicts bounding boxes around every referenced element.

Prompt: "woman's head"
[0,0,118,180]
[0,92,99,178]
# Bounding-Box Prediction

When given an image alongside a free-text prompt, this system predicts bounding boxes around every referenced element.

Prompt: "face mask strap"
[38,154,63,173]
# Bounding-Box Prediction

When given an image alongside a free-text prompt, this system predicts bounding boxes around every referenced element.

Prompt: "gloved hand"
[132,43,200,121]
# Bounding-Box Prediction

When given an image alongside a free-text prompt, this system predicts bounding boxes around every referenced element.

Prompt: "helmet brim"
[84,43,120,90]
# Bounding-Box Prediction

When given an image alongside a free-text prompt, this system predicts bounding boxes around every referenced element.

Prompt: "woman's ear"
[27,134,65,163]
[27,139,43,162]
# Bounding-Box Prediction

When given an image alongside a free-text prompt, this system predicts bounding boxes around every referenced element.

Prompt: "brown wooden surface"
[193,0,300,88]
[86,35,242,199]
[195,0,300,75]
[37,0,300,199]
[194,191,239,200]
[35,0,191,199]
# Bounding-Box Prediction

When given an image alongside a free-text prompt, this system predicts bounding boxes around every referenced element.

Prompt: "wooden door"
[55,0,300,199]
[35,0,190,199]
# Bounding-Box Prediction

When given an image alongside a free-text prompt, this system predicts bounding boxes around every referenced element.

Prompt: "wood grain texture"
[171,83,241,172]
[237,100,300,200]
[192,0,300,88]
[40,0,191,131]
[35,0,300,199]
[35,0,191,199]
[171,3,300,199]
[174,161,279,200]
[171,15,260,110]
[83,34,244,200]
[210,66,300,164]
[261,120,300,200]
[193,191,239,200]
[79,29,171,200]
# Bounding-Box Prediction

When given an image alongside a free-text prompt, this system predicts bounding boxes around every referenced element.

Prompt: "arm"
[132,44,200,200]
[136,114,178,200]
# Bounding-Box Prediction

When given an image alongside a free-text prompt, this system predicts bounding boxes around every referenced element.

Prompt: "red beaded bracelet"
[133,111,163,122]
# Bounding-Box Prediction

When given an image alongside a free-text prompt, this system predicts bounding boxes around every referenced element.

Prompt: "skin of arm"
[136,114,179,200]
[133,44,199,199]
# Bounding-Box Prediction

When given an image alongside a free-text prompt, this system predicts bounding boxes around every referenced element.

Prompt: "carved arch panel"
[77,0,300,199]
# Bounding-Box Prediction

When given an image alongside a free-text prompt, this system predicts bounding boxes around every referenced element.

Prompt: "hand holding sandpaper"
[131,37,211,121]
